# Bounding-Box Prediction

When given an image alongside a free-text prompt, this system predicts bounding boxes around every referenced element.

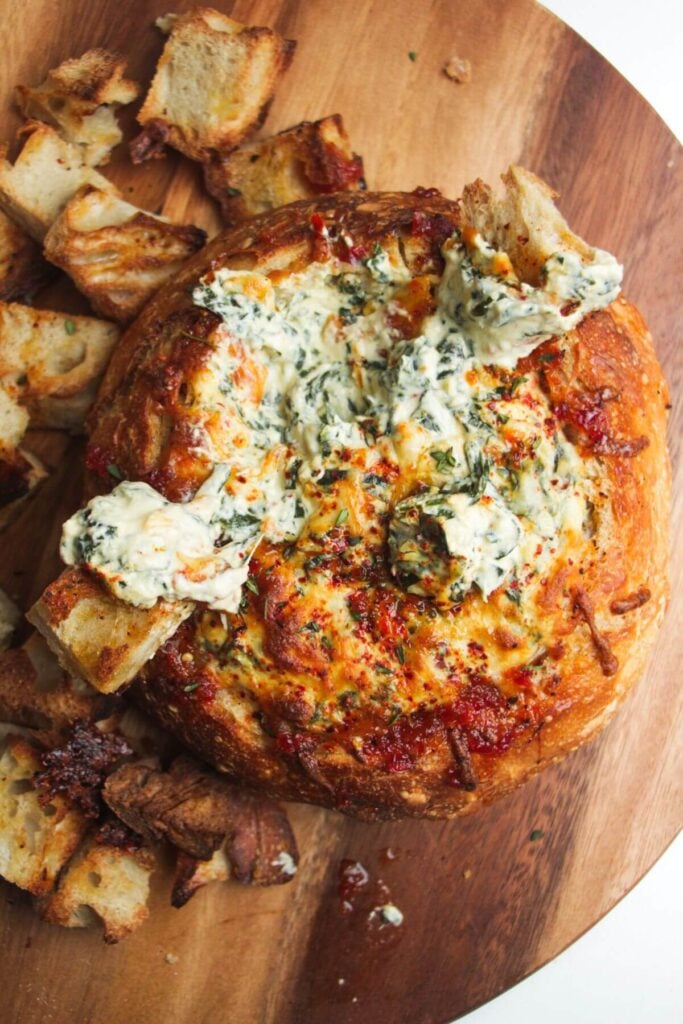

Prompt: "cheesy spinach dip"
[62,227,621,613]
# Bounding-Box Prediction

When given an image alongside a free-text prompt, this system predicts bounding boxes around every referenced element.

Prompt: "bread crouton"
[0,382,47,529]
[104,756,298,881]
[0,122,117,241]
[15,49,139,167]
[461,165,594,286]
[0,587,20,651]
[204,115,366,225]
[0,733,88,895]
[0,636,112,739]
[27,566,193,693]
[38,828,155,942]
[171,845,230,907]
[0,210,53,301]
[0,301,120,431]
[131,8,296,163]
[43,186,207,323]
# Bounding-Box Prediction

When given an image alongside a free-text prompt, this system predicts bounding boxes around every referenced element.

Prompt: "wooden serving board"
[1,1,681,1021]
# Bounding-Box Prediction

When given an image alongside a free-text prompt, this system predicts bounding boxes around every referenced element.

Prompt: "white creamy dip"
[63,223,619,610]
[61,465,251,611]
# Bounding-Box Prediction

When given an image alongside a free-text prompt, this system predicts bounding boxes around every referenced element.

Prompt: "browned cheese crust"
[85,191,670,820]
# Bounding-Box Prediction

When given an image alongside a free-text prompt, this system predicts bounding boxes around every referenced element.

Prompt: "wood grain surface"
[0,2,681,1022]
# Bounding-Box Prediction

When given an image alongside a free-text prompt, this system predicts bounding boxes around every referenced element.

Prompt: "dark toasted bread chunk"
[204,115,366,225]
[104,755,298,878]
[0,635,111,737]
[131,7,296,163]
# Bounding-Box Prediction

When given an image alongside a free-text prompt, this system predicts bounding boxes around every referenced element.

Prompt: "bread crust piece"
[44,186,206,324]
[80,190,669,820]
[27,567,193,693]
[15,48,139,167]
[0,300,120,430]
[0,122,117,242]
[204,115,366,225]
[132,7,296,163]
[0,210,54,301]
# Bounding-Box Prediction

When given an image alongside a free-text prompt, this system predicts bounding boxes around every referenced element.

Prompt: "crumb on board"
[444,56,472,83]
[164,952,179,964]
[462,867,472,880]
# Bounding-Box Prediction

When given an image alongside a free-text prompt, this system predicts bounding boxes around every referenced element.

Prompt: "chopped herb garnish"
[430,447,456,472]
[506,587,521,605]
[396,645,406,665]
[64,319,77,335]
[245,578,259,595]
[226,187,242,197]
[529,829,544,842]
[336,508,349,526]
[183,683,200,693]
[388,705,402,724]
[408,50,417,61]
[107,463,123,481]
[321,635,333,651]
[376,664,393,675]
[299,620,321,634]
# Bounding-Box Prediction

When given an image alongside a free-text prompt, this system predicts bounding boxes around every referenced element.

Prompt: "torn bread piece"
[0,301,120,431]
[0,381,47,529]
[0,732,88,895]
[0,588,20,651]
[44,186,206,323]
[0,209,53,301]
[204,115,366,225]
[104,755,299,880]
[461,164,594,286]
[0,121,117,241]
[38,826,154,942]
[0,636,113,740]
[15,48,139,167]
[171,845,229,907]
[131,7,296,163]
[27,566,193,693]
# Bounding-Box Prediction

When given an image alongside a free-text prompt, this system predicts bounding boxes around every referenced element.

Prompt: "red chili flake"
[85,444,114,479]
[310,212,326,234]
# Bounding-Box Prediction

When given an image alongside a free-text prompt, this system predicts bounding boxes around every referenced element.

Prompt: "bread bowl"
[49,174,669,820]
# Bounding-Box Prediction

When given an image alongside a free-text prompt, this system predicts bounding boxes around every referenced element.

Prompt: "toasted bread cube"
[0,379,28,449]
[0,733,87,895]
[0,122,117,241]
[0,635,112,738]
[0,382,47,530]
[0,587,20,651]
[43,186,206,323]
[15,49,139,168]
[0,210,53,301]
[39,830,155,942]
[204,115,366,225]
[0,301,120,431]
[131,8,296,163]
[461,165,594,287]
[28,567,193,693]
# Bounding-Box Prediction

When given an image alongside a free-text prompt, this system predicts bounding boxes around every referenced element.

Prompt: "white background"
[461,2,682,1021]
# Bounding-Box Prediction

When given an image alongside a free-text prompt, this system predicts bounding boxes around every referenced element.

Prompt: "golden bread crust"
[83,191,669,820]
